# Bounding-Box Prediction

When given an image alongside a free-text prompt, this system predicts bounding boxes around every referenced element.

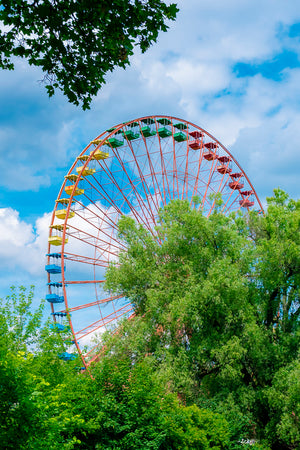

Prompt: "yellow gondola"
[48,225,69,245]
[48,236,66,245]
[55,209,75,219]
[76,155,89,161]
[90,138,109,146]
[55,198,75,219]
[90,149,109,160]
[64,174,78,182]
[76,166,96,176]
[65,185,84,196]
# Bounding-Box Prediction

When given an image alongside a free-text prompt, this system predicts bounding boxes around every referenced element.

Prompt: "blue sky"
[0,0,300,305]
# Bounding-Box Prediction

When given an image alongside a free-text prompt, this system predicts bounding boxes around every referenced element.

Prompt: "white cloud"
[0,208,51,275]
[0,0,300,228]
[166,60,230,96]
[0,208,34,247]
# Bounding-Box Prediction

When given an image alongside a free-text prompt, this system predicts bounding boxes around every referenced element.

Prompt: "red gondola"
[239,199,254,207]
[204,142,218,149]
[241,190,253,196]
[229,181,244,190]
[218,155,231,163]
[203,151,217,161]
[230,172,242,179]
[189,139,203,150]
[189,130,203,138]
[217,165,232,174]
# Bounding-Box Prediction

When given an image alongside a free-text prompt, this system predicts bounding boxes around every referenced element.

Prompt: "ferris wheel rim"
[46,114,263,368]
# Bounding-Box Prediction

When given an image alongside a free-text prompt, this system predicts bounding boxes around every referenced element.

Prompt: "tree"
[105,191,299,449]
[0,286,81,449]
[88,355,232,450]
[264,360,300,449]
[0,286,233,449]
[0,0,178,109]
[0,286,44,448]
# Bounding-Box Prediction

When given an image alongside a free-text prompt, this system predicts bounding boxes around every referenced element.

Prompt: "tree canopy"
[0,190,299,449]
[0,0,178,109]
[0,286,234,449]
[105,189,300,449]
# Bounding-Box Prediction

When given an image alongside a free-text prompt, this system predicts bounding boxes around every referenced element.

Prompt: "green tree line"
[0,189,299,449]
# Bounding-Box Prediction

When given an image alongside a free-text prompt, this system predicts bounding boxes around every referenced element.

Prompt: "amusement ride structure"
[45,115,263,369]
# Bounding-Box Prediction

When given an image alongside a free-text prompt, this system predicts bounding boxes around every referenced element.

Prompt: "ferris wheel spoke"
[75,304,133,341]
[65,222,122,253]
[82,176,124,217]
[83,344,105,360]
[87,162,156,236]
[58,295,123,313]
[191,143,205,202]
[66,220,124,252]
[206,167,232,215]
[99,159,146,217]
[181,140,190,201]
[64,280,105,284]
[94,244,120,265]
[220,173,244,213]
[201,157,220,210]
[71,205,124,249]
[125,139,159,224]
[63,252,116,267]
[73,197,120,235]
[224,195,244,214]
[83,308,133,362]
[64,231,120,263]
[141,133,165,211]
[220,186,241,213]
[155,125,172,205]
[108,147,158,231]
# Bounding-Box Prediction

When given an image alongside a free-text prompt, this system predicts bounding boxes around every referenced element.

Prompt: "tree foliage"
[0,286,76,448]
[0,190,298,449]
[0,286,232,449]
[0,0,178,108]
[105,189,300,449]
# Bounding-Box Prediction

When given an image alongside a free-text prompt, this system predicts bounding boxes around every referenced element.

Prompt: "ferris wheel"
[46,115,263,369]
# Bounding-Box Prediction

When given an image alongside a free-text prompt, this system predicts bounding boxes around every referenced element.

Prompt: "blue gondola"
[46,293,64,303]
[46,282,65,303]
[45,253,66,274]
[45,264,61,274]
